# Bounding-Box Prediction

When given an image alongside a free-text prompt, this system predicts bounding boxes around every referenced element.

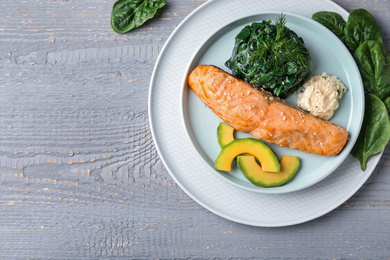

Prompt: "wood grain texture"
[0,0,389,259]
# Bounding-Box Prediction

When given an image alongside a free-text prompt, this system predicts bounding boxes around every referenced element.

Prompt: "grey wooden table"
[1,0,389,259]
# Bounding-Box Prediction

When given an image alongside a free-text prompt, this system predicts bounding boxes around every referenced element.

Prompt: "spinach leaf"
[384,96,390,114]
[111,0,165,34]
[354,40,390,100]
[315,9,390,170]
[312,11,346,39]
[225,15,311,99]
[351,94,390,171]
[344,9,382,53]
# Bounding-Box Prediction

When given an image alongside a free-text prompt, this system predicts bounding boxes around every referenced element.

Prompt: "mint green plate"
[182,11,364,194]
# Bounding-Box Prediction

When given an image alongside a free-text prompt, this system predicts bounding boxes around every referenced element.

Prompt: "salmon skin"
[188,65,348,156]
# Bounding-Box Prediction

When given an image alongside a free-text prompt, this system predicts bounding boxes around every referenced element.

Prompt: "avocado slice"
[217,122,235,148]
[215,138,280,172]
[237,155,300,187]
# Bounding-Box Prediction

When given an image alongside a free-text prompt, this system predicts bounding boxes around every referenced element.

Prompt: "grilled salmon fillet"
[188,65,348,156]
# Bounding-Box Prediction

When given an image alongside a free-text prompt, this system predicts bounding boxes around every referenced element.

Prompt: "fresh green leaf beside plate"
[111,0,165,33]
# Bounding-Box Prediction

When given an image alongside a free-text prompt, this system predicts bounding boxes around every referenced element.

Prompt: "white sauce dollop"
[297,73,347,120]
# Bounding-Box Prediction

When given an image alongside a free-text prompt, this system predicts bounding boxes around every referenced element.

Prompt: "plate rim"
[148,0,381,227]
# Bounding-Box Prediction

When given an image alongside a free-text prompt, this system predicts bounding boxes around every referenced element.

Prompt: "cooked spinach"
[344,9,382,53]
[111,0,165,33]
[351,94,390,171]
[354,40,390,100]
[312,11,346,39]
[225,15,311,99]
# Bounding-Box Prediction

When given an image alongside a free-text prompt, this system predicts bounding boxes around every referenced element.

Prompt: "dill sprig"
[275,13,287,41]
[248,35,269,65]
[250,14,310,72]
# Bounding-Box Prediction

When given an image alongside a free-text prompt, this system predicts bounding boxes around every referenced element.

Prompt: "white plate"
[181,11,364,194]
[149,0,381,227]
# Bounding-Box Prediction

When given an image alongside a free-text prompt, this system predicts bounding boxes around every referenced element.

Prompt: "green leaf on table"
[354,40,390,100]
[312,11,346,39]
[351,94,390,171]
[111,0,165,34]
[344,9,382,53]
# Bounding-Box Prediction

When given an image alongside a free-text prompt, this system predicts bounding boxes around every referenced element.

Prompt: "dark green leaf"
[354,40,390,100]
[317,9,390,169]
[344,9,382,53]
[312,11,346,39]
[111,0,165,34]
[384,96,390,114]
[351,94,390,171]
